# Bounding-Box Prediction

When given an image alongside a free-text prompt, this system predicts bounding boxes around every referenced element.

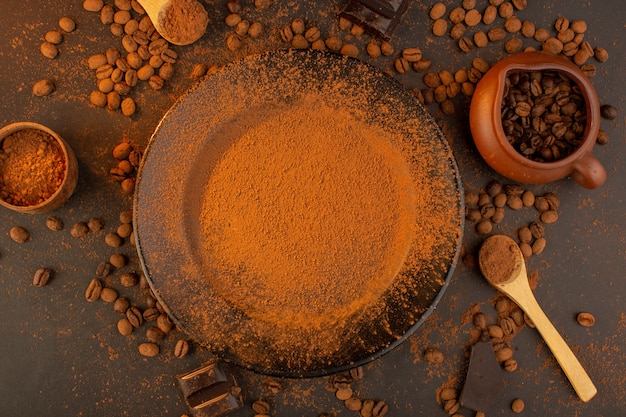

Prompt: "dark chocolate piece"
[459,341,504,412]
[177,360,243,417]
[338,0,409,40]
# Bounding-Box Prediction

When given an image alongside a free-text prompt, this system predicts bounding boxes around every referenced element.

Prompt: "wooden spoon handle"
[521,293,597,402]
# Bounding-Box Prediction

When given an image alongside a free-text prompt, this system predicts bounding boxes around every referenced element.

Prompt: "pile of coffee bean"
[464,180,558,260]
[39,16,77,60]
[64,207,191,359]
[437,386,462,416]
[222,0,266,52]
[502,70,587,162]
[324,367,389,417]
[109,139,144,195]
[82,0,179,117]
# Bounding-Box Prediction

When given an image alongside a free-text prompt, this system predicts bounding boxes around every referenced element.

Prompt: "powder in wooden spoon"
[479,235,523,285]
[160,0,208,44]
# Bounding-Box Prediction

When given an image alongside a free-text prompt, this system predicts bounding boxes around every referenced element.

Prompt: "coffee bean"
[345,397,362,411]
[473,312,487,329]
[85,279,103,302]
[440,388,457,401]
[528,221,545,239]
[121,97,136,116]
[522,190,535,207]
[432,19,448,37]
[576,312,595,327]
[113,297,130,314]
[96,261,112,278]
[120,271,139,287]
[594,47,609,63]
[9,226,30,243]
[500,317,516,337]
[349,365,364,381]
[495,347,513,362]
[466,208,481,222]
[510,307,525,327]
[156,313,174,333]
[488,325,504,339]
[534,196,550,212]
[495,297,510,313]
[105,232,124,247]
[532,237,547,255]
[491,337,505,351]
[335,387,353,400]
[252,400,271,414]
[429,2,446,20]
[59,16,76,32]
[483,5,497,24]
[117,222,133,238]
[32,79,56,97]
[504,358,518,372]
[145,326,165,342]
[70,222,90,238]
[117,317,133,335]
[493,193,507,208]
[361,399,375,417]
[511,398,525,413]
[504,37,523,53]
[458,37,474,53]
[491,207,505,223]
[33,268,52,287]
[109,253,128,268]
[143,307,159,322]
[424,347,444,363]
[486,181,502,196]
[126,306,144,328]
[600,104,618,120]
[372,400,389,417]
[596,129,609,145]
[475,219,492,235]
[174,339,190,358]
[449,7,466,24]
[443,399,460,415]
[540,210,559,224]
[518,226,533,243]
[46,216,64,231]
[100,287,118,303]
[138,342,159,357]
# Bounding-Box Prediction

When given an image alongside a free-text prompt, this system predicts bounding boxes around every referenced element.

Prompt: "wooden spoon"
[478,235,597,402]
[137,0,208,45]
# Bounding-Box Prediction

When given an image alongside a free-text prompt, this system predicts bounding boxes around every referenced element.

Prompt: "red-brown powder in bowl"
[0,128,66,206]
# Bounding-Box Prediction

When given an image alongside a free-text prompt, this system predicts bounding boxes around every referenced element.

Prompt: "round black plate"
[134,49,463,377]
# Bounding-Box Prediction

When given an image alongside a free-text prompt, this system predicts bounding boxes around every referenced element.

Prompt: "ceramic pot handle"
[571,152,606,189]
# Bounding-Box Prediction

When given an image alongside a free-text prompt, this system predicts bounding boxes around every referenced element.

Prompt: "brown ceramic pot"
[470,51,605,189]
[0,122,78,213]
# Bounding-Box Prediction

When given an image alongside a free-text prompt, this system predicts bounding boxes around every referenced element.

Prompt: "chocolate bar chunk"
[177,360,243,417]
[459,341,504,412]
[339,0,409,40]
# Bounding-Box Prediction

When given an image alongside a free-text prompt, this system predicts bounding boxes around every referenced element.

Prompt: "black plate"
[134,49,463,377]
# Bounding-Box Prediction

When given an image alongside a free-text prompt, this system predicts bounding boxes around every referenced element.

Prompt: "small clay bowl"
[0,122,78,213]
[469,51,605,189]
